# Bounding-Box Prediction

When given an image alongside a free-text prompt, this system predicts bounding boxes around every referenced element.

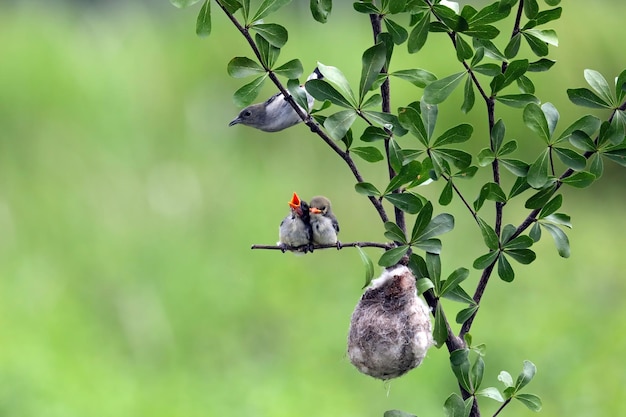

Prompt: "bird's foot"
[336,241,342,250]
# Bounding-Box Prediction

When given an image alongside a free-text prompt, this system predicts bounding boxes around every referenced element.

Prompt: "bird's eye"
[243,110,252,118]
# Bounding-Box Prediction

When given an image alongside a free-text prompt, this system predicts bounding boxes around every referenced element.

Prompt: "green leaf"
[473,251,499,270]
[499,140,517,156]
[545,213,572,228]
[500,158,528,177]
[388,138,404,174]
[553,147,586,171]
[515,393,542,412]
[557,114,602,143]
[584,68,614,106]
[273,59,303,79]
[360,126,389,142]
[496,94,539,108]
[498,370,514,388]
[616,68,626,102]
[568,130,596,152]
[390,69,437,88]
[398,106,428,146]
[525,28,558,46]
[469,1,511,25]
[462,76,475,113]
[353,2,379,14]
[504,33,521,59]
[421,100,438,140]
[538,194,562,219]
[423,72,466,104]
[541,223,570,257]
[490,119,505,151]
[414,238,442,254]
[567,88,611,109]
[526,149,550,188]
[529,222,541,242]
[378,245,410,267]
[435,148,472,170]
[171,0,203,8]
[515,360,537,390]
[385,18,409,45]
[528,58,556,72]
[471,355,485,390]
[444,285,475,305]
[240,0,250,19]
[502,235,533,250]
[384,410,417,417]
[416,213,455,241]
[455,34,474,61]
[256,34,280,68]
[310,0,332,23]
[443,393,470,417]
[497,254,514,281]
[440,268,470,296]
[426,301,447,348]
[523,32,549,56]
[474,182,507,212]
[196,0,211,37]
[227,57,265,78]
[407,13,430,53]
[473,63,501,76]
[387,0,405,14]
[477,387,505,403]
[449,350,472,392]
[384,221,408,244]
[456,305,479,325]
[416,277,435,295]
[411,202,432,242]
[425,253,441,289]
[251,0,292,22]
[477,217,499,250]
[356,246,375,288]
[525,184,556,209]
[432,124,474,147]
[233,74,267,107]
[384,193,424,214]
[589,153,603,178]
[250,23,288,48]
[439,180,453,206]
[509,176,531,198]
[516,75,535,94]
[505,248,536,264]
[361,111,407,136]
[523,103,550,143]
[542,102,559,138]
[560,171,595,188]
[316,62,357,106]
[355,182,381,197]
[351,146,384,163]
[477,148,495,167]
[305,79,354,108]
[359,43,387,104]
[604,147,626,167]
[324,110,357,140]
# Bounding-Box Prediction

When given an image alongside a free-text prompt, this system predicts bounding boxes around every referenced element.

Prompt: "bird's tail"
[306,67,324,81]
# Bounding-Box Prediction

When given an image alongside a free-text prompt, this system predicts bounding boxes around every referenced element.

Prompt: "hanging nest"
[347,265,433,380]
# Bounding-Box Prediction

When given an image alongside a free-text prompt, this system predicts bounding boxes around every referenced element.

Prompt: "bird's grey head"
[309,195,332,216]
[229,103,266,129]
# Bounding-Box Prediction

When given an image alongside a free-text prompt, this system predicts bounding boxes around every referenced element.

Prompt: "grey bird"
[278,192,312,253]
[228,68,322,132]
[309,195,340,248]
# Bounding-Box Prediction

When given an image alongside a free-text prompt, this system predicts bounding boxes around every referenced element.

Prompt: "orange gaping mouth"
[288,192,301,210]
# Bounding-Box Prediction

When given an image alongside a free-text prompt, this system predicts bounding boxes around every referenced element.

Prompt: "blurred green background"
[1,1,625,416]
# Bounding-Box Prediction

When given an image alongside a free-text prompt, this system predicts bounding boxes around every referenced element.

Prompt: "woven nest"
[347,265,433,380]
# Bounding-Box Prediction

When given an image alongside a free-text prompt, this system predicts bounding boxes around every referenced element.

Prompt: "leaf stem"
[441,173,480,226]
[492,398,512,417]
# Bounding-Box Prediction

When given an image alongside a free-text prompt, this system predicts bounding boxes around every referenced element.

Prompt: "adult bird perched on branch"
[309,195,340,248]
[228,68,323,132]
[278,192,312,253]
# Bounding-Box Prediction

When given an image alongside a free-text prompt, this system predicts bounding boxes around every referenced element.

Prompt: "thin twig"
[251,242,394,251]
[442,173,480,226]
[492,399,512,417]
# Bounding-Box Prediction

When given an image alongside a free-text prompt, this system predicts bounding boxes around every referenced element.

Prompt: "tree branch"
[251,241,394,251]
[368,12,405,233]
[442,173,480,226]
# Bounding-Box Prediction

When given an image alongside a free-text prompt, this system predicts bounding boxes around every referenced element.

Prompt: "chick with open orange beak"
[278,192,312,253]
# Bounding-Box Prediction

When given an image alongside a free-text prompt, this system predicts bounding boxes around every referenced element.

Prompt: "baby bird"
[309,195,340,249]
[278,192,312,253]
[228,68,322,132]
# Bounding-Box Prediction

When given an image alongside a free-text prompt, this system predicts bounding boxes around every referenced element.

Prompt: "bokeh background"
[1,1,625,416]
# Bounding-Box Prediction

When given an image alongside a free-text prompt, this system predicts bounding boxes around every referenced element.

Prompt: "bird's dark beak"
[288,192,301,210]
[228,117,241,127]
